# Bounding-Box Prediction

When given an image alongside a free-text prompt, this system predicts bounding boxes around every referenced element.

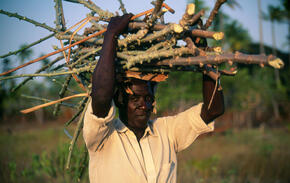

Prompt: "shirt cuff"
[85,100,116,125]
[189,103,214,134]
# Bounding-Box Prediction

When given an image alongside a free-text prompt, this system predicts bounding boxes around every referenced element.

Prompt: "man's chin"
[135,115,150,124]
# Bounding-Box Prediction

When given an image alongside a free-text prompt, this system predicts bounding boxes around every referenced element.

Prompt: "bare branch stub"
[203,0,227,30]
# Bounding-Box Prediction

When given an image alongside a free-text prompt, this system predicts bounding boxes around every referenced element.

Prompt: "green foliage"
[223,20,252,51]
[6,143,89,183]
[17,44,33,63]
[156,71,202,114]
[186,154,220,177]
[178,128,290,183]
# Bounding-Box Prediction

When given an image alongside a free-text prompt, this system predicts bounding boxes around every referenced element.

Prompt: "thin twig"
[203,0,227,30]
[0,9,58,32]
[21,94,76,108]
[0,33,55,59]
[147,0,164,27]
[65,96,87,126]
[20,93,89,114]
[53,75,72,116]
[118,0,127,14]
[66,97,90,170]
[0,66,94,81]
[11,55,64,92]
[64,0,114,19]
[54,0,66,31]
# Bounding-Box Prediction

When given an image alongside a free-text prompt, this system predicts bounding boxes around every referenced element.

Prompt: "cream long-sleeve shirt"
[83,102,214,183]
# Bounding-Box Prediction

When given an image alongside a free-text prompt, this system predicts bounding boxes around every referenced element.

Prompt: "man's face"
[126,80,155,130]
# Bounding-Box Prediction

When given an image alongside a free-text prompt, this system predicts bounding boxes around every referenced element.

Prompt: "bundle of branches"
[0,0,285,172]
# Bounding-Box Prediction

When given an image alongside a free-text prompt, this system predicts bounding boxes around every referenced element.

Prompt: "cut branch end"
[173,24,183,33]
[186,3,195,15]
[268,58,284,69]
[213,32,224,40]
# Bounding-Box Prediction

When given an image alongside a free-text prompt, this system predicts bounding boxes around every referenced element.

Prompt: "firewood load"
[0,0,285,169]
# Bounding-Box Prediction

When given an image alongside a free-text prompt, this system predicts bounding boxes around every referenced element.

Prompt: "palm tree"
[264,5,284,56]
[280,0,290,64]
[218,0,241,49]
[223,20,252,51]
[257,0,265,54]
[263,4,284,120]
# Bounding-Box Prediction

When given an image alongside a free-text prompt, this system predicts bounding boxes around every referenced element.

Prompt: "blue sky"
[0,0,288,74]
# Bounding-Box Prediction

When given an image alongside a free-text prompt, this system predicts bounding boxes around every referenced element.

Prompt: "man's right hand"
[106,14,133,37]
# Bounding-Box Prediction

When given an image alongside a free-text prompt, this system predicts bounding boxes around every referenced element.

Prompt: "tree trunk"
[271,20,281,120]
[258,0,265,54]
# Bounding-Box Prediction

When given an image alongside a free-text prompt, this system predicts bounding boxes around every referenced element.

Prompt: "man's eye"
[130,96,139,102]
[145,95,154,102]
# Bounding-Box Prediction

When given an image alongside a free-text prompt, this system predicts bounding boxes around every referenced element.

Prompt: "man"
[83,14,224,183]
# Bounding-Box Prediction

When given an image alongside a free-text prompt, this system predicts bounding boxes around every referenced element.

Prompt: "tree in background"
[257,0,265,54]
[263,4,285,119]
[17,44,33,64]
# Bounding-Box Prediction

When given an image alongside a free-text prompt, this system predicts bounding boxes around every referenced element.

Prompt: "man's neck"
[127,125,146,141]
[119,116,146,141]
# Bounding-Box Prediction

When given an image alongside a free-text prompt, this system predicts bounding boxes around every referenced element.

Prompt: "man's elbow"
[201,105,225,124]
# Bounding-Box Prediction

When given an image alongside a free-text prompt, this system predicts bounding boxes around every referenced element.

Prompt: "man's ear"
[113,89,125,108]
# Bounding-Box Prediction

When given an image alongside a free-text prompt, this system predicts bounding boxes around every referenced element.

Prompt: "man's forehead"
[131,81,151,93]
[127,79,154,94]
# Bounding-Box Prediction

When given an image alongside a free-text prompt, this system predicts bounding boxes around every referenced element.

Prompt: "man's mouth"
[135,110,149,116]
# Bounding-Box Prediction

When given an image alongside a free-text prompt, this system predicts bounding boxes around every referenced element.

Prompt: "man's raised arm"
[91,14,133,117]
[200,74,225,124]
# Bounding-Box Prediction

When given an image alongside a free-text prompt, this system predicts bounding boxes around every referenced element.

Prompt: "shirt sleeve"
[83,100,116,152]
[164,103,214,152]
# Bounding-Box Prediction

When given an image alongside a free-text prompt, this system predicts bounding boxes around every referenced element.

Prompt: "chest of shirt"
[89,125,177,183]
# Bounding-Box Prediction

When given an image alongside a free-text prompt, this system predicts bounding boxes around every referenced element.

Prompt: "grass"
[0,122,290,183]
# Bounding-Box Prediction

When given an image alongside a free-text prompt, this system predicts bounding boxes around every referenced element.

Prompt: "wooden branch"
[11,55,64,92]
[118,29,148,47]
[55,33,103,44]
[50,78,79,95]
[122,47,196,68]
[64,0,114,19]
[147,0,165,27]
[65,96,87,126]
[128,22,165,31]
[118,0,127,14]
[146,38,176,52]
[162,3,175,14]
[68,47,101,68]
[141,23,183,43]
[0,9,58,33]
[190,29,224,40]
[0,33,55,59]
[53,75,72,116]
[179,3,195,28]
[0,65,94,81]
[184,37,206,56]
[203,0,227,30]
[20,93,89,114]
[54,0,66,31]
[190,9,205,25]
[21,94,76,108]
[66,97,90,170]
[154,52,285,69]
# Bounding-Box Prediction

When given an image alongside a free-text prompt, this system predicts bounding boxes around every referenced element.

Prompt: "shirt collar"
[114,118,157,137]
